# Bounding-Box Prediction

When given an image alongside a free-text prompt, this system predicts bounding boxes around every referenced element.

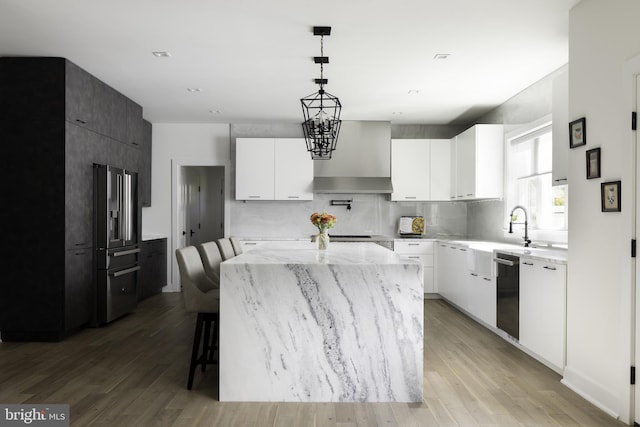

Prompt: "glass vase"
[317,230,329,250]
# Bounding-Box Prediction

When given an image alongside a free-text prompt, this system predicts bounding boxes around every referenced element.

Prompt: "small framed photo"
[601,180,621,212]
[586,147,601,179]
[569,117,586,148]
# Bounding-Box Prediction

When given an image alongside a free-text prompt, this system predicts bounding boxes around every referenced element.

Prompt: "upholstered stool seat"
[175,245,220,390]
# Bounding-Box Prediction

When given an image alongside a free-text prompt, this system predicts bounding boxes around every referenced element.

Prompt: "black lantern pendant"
[301,26,342,160]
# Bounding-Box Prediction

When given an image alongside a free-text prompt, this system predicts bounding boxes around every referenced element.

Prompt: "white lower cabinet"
[519,258,566,370]
[435,243,469,304]
[466,250,496,327]
[395,240,435,295]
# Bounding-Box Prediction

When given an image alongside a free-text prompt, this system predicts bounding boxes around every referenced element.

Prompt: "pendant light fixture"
[300,26,342,160]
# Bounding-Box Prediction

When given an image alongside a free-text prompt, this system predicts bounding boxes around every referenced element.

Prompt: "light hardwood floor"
[0,293,627,426]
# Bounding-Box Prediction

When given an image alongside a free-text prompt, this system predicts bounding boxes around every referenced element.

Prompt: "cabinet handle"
[466,193,473,196]
[74,242,88,247]
[470,273,478,277]
[245,242,257,246]
[408,243,420,246]
[459,248,467,251]
[75,118,87,124]
[408,256,420,259]
[543,266,557,271]
[287,196,300,199]
[248,196,261,199]
[522,261,534,266]
[132,141,140,146]
[483,277,491,281]
[113,248,141,257]
[554,178,568,183]
[404,196,417,199]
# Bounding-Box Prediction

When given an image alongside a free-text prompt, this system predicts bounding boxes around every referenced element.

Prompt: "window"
[505,120,567,243]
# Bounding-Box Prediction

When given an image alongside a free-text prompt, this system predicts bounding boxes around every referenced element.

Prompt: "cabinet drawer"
[398,254,433,268]
[394,240,434,254]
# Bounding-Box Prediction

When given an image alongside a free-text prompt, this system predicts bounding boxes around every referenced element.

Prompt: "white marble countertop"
[224,241,414,266]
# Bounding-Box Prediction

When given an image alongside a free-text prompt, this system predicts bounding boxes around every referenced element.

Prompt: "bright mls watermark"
[0,405,69,426]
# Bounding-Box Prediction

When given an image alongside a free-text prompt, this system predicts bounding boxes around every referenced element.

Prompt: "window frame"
[503,115,568,245]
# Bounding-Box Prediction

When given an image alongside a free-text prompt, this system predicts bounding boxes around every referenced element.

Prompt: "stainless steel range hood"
[313,177,393,194]
[313,121,392,194]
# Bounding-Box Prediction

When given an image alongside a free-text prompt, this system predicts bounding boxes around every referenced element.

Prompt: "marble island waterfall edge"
[219,242,424,402]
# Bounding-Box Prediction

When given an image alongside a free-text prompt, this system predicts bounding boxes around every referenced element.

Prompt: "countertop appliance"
[93,164,140,325]
[398,216,425,236]
[494,252,520,340]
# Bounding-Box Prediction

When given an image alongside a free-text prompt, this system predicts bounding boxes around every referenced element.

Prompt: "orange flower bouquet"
[310,212,336,250]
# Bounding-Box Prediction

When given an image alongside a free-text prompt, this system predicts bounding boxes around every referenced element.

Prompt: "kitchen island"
[219,241,424,402]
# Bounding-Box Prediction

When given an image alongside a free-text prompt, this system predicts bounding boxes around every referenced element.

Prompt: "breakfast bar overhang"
[219,241,424,402]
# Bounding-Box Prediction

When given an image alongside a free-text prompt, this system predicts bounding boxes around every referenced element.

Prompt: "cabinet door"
[140,120,152,206]
[65,60,95,129]
[391,139,430,201]
[274,138,313,200]
[109,90,129,143]
[236,138,275,200]
[430,139,451,201]
[519,260,566,369]
[125,98,143,150]
[65,248,93,331]
[92,79,112,136]
[65,122,97,249]
[455,127,476,199]
[474,125,504,199]
[468,273,496,327]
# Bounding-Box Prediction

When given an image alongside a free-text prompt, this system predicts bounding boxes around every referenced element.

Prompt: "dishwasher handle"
[493,257,518,267]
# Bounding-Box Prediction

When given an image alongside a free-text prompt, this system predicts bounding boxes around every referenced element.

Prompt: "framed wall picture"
[601,180,621,212]
[569,117,586,148]
[586,147,601,179]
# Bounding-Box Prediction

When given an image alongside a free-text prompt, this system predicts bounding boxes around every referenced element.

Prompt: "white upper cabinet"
[391,139,430,201]
[236,138,313,201]
[236,138,275,200]
[552,70,569,186]
[391,139,450,201]
[274,138,313,200]
[450,124,504,200]
[429,139,451,201]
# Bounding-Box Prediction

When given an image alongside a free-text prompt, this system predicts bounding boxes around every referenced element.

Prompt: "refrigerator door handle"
[112,248,141,257]
[117,173,123,242]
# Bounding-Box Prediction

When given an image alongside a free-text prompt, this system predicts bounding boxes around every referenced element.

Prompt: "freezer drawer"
[96,265,139,324]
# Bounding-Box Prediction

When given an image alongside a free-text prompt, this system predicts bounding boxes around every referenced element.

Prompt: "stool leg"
[187,312,204,390]
[202,316,212,372]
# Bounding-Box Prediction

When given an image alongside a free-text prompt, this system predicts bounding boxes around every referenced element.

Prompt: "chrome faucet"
[509,205,531,247]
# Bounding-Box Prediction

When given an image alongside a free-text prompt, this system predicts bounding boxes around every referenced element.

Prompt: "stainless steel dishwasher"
[494,252,520,340]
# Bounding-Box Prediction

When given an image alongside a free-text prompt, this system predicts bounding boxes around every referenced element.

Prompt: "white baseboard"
[561,365,621,420]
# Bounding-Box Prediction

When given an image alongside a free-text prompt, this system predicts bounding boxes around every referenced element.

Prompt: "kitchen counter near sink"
[439,239,568,264]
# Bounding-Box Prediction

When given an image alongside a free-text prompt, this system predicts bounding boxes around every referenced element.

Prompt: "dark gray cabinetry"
[139,238,167,301]
[141,120,152,206]
[0,57,145,341]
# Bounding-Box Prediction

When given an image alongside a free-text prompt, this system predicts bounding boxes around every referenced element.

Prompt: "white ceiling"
[0,0,579,125]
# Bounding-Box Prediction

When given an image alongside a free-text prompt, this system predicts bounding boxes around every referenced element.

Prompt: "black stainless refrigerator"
[93,164,140,325]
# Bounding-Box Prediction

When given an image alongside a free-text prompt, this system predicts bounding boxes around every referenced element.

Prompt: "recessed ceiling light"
[433,53,451,60]
[152,51,171,57]
[392,112,403,115]
[187,88,202,93]
[407,90,420,95]
[209,109,221,114]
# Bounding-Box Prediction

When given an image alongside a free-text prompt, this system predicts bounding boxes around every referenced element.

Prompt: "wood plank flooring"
[0,293,627,426]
